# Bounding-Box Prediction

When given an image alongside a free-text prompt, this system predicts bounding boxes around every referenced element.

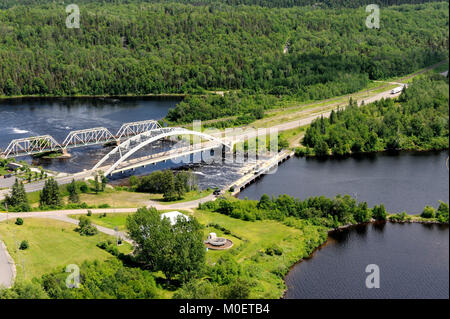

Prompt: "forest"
[0,1,448,99]
[0,1,444,9]
[301,74,449,156]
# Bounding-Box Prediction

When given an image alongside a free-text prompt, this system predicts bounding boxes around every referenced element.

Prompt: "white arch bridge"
[92,127,232,176]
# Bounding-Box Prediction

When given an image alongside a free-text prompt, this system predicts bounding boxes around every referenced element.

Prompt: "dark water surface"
[0,97,180,172]
[239,151,449,214]
[285,222,449,299]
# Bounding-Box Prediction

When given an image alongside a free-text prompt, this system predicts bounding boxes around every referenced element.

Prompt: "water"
[238,151,449,214]
[285,222,449,299]
[0,97,253,188]
[0,97,180,173]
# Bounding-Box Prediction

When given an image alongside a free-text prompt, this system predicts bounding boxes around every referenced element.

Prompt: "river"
[0,97,180,173]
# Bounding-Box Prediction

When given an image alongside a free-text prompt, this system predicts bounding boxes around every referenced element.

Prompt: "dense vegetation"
[200,193,378,227]
[127,207,206,282]
[300,74,449,156]
[0,259,160,299]
[129,170,198,200]
[0,1,447,99]
[0,0,443,10]
[200,194,449,226]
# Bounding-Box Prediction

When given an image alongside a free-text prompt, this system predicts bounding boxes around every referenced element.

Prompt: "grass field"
[0,218,132,281]
[25,188,212,210]
[192,209,327,298]
[148,190,213,205]
[70,212,134,231]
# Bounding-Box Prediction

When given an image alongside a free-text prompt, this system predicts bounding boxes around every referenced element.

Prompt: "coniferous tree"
[67,179,80,203]
[39,178,62,209]
[4,179,30,212]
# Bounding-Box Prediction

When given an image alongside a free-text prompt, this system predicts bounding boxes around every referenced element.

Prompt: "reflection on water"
[239,151,449,214]
[285,222,449,299]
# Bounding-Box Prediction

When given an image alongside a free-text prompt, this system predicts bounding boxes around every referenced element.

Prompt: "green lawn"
[70,213,133,231]
[25,188,212,210]
[148,190,213,205]
[0,218,132,281]
[191,209,327,298]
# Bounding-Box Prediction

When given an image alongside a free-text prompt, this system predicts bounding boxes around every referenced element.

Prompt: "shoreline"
[281,218,448,299]
[0,93,187,101]
[295,147,449,159]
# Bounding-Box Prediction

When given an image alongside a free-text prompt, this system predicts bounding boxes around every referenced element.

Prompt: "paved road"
[0,239,15,288]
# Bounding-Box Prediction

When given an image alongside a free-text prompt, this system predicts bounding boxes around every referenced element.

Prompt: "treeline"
[0,2,447,98]
[300,74,449,156]
[199,194,449,227]
[200,193,386,227]
[0,1,443,10]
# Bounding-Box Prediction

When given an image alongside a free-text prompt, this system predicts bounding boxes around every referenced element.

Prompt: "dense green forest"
[0,0,444,10]
[300,74,449,156]
[0,1,448,97]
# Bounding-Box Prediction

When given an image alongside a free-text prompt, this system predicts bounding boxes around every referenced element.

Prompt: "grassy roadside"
[0,218,132,281]
[148,189,213,205]
[23,187,212,210]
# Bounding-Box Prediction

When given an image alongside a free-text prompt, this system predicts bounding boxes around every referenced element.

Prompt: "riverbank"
[0,93,187,100]
[294,146,449,159]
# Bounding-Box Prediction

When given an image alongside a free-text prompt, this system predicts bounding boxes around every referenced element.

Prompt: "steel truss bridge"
[0,120,162,158]
[93,127,232,176]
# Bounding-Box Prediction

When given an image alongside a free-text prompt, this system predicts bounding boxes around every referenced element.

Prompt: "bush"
[96,241,120,256]
[389,212,411,222]
[265,244,283,256]
[421,206,436,219]
[19,240,29,250]
[97,204,110,209]
[372,204,387,221]
[294,147,310,157]
[436,202,449,223]
[80,183,89,193]
[77,216,98,236]
[87,210,92,216]
[15,218,24,225]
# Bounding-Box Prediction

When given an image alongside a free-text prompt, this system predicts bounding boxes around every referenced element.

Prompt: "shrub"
[19,240,29,250]
[436,201,449,223]
[87,210,92,216]
[294,147,310,157]
[15,218,24,225]
[265,244,283,256]
[98,204,110,209]
[421,206,436,219]
[372,204,387,221]
[77,216,98,236]
[79,183,89,193]
[389,212,411,222]
[96,241,120,256]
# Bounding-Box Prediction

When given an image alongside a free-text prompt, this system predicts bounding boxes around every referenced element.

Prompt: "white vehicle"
[390,86,404,94]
